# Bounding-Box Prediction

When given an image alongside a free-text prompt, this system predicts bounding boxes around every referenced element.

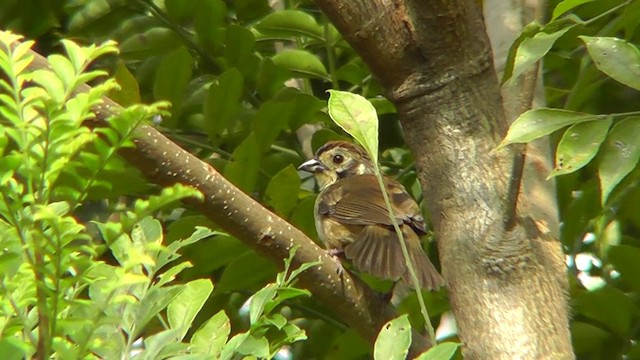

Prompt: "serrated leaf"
[549,118,611,177]
[501,108,601,146]
[255,10,323,40]
[264,165,300,218]
[598,117,640,204]
[327,90,379,163]
[374,315,411,360]
[168,279,214,341]
[581,36,640,91]
[191,310,230,357]
[272,50,329,81]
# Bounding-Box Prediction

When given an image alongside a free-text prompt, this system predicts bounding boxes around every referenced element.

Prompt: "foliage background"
[1,0,640,358]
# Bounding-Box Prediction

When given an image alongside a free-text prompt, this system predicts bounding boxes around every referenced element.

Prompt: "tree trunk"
[314,0,573,358]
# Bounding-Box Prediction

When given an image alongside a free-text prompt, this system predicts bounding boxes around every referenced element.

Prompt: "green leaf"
[153,46,194,126]
[574,287,633,337]
[168,279,214,341]
[264,165,300,218]
[327,90,379,163]
[608,245,640,293]
[252,98,294,153]
[549,118,612,178]
[216,251,278,293]
[503,22,573,83]
[415,342,461,360]
[256,58,293,99]
[0,337,28,360]
[119,28,183,60]
[501,108,601,146]
[131,285,184,339]
[581,36,640,91]
[140,328,182,360]
[551,0,595,20]
[108,60,141,106]
[249,283,277,325]
[191,310,231,357]
[235,334,270,358]
[272,50,329,81]
[374,315,411,360]
[194,0,226,54]
[310,128,350,153]
[598,117,640,204]
[255,10,323,40]
[203,69,244,141]
[571,321,612,355]
[155,262,193,288]
[223,133,261,193]
[225,25,256,65]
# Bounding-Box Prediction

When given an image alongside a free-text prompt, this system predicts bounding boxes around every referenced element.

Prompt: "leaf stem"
[373,164,436,344]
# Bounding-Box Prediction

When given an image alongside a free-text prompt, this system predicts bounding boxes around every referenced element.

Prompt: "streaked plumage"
[298,141,443,290]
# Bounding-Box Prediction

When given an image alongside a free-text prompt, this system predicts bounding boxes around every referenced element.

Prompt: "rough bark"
[313,0,572,358]
[22,47,430,355]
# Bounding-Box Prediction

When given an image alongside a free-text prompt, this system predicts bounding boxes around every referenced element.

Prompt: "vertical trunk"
[314,0,572,357]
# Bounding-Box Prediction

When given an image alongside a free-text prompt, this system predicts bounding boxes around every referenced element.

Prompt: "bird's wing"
[317,174,426,234]
[344,224,443,290]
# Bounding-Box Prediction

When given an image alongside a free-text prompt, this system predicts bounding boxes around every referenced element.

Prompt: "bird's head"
[298,141,375,189]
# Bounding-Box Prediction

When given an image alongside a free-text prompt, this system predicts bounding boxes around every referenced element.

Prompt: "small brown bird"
[298,141,443,290]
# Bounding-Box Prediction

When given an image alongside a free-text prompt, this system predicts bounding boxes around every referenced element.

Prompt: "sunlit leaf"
[168,279,214,341]
[191,310,231,357]
[272,50,329,81]
[598,117,640,204]
[552,0,595,20]
[327,90,379,163]
[255,10,323,40]
[503,21,573,83]
[581,36,640,91]
[549,118,611,177]
[501,108,601,146]
[374,315,411,360]
[415,342,461,360]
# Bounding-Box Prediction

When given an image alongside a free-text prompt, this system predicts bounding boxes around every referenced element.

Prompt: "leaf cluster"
[502,0,640,357]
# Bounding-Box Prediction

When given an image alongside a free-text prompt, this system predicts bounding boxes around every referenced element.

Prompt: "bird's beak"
[298,158,326,173]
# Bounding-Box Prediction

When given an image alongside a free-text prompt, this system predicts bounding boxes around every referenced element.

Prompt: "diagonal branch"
[22,44,431,355]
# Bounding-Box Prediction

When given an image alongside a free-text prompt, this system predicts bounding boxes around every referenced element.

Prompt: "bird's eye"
[332,154,344,164]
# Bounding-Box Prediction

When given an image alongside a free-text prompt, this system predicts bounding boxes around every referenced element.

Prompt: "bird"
[298,140,443,290]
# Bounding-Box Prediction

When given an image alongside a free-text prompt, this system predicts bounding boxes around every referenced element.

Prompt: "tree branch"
[22,46,430,355]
